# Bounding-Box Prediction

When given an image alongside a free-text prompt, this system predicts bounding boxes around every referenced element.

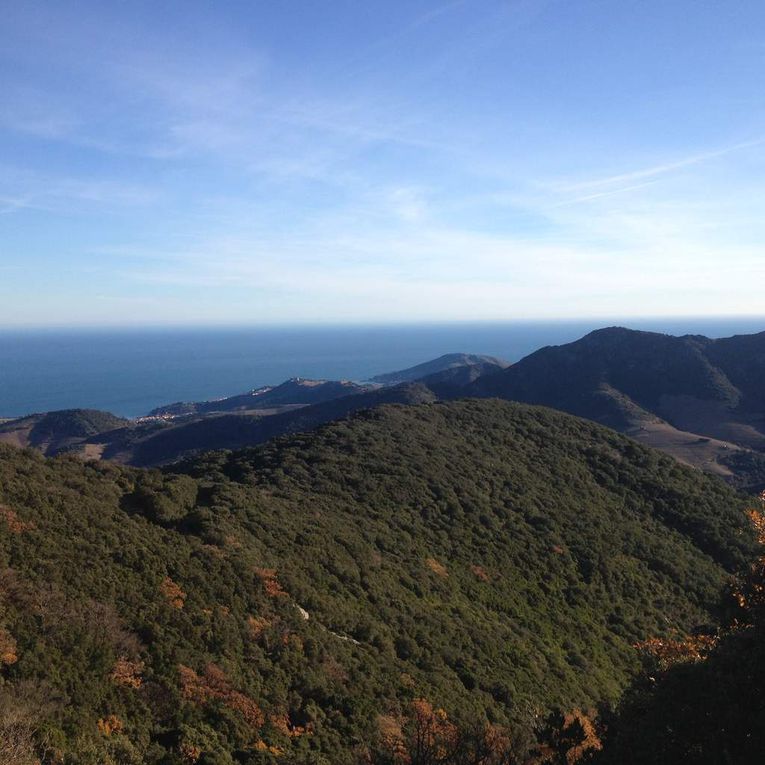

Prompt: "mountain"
[0,409,128,457]
[469,327,765,488]
[5,331,765,485]
[149,378,370,418]
[369,353,508,386]
[116,382,438,466]
[0,350,491,465]
[0,399,756,763]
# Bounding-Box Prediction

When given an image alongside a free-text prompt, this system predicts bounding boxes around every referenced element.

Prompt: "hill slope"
[118,383,438,466]
[0,399,756,763]
[369,353,507,385]
[149,379,370,418]
[469,327,765,487]
[0,408,128,456]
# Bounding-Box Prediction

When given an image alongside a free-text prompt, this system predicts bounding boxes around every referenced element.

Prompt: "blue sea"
[1,319,764,418]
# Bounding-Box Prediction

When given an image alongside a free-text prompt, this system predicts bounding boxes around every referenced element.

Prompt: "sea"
[1,318,763,419]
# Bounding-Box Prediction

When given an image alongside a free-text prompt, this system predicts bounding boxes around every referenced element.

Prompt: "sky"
[1,0,765,326]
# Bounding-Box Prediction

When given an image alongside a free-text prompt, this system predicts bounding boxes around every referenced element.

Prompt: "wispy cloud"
[0,169,161,215]
[554,137,765,195]
[3,1,765,324]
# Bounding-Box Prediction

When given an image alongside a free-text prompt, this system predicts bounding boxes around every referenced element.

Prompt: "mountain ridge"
[3,328,765,486]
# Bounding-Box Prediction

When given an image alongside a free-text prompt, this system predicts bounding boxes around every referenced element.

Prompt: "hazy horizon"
[1,314,765,334]
[2,317,765,418]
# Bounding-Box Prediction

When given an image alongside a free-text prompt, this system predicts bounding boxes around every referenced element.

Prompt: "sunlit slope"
[0,399,756,763]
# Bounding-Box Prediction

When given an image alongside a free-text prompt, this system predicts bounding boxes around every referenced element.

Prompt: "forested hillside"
[593,498,765,764]
[0,400,756,764]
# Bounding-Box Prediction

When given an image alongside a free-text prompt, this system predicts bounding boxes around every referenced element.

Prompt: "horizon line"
[2,314,765,333]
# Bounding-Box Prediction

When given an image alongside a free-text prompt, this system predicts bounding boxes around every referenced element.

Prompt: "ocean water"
[1,318,764,419]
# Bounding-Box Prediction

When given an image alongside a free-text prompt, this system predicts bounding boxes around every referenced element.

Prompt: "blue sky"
[1,0,764,326]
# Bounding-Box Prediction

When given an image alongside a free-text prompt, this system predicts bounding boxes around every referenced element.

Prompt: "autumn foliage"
[111,656,144,688]
[179,663,264,729]
[0,506,34,534]
[366,699,607,765]
[97,715,124,736]
[0,627,18,666]
[534,709,603,765]
[254,568,288,597]
[368,698,552,765]
[159,576,186,608]
[425,558,448,578]
[633,634,717,672]
[247,614,272,639]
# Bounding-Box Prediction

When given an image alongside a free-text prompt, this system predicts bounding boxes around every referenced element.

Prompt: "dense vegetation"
[0,399,757,764]
[470,328,753,420]
[593,501,765,764]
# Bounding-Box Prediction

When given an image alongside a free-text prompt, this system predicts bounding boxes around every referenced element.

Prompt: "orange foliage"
[248,615,272,638]
[160,576,186,608]
[229,690,267,728]
[425,558,448,578]
[730,505,765,612]
[281,632,304,652]
[407,698,459,759]
[560,709,602,764]
[634,634,717,671]
[372,698,549,765]
[470,564,490,582]
[178,663,264,729]
[0,626,18,665]
[255,568,288,597]
[179,742,202,763]
[748,507,765,546]
[111,656,144,688]
[0,506,34,534]
[534,709,602,765]
[97,715,124,736]
[270,712,312,738]
[376,713,405,755]
[253,740,284,755]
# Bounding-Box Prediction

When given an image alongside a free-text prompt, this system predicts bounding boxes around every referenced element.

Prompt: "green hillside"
[0,409,128,455]
[595,505,765,764]
[0,400,757,764]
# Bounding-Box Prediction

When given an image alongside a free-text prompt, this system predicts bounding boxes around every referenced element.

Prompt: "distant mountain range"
[0,353,505,466]
[147,378,372,418]
[2,328,765,487]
